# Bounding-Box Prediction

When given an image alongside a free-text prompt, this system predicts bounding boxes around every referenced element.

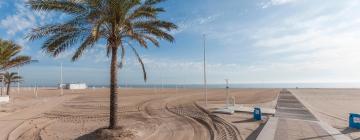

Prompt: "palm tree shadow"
[76,133,97,140]
[231,118,266,140]
[246,122,265,140]
[341,127,360,134]
[232,118,256,123]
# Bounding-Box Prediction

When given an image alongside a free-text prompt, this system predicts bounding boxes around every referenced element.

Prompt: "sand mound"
[77,127,137,140]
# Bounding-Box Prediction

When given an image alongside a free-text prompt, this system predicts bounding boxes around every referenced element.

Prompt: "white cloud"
[248,0,360,82]
[0,0,56,55]
[261,0,300,8]
[0,1,53,36]
[270,0,299,5]
[176,0,360,83]
[171,14,221,35]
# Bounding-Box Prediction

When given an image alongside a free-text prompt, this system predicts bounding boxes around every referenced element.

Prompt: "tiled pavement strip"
[257,89,351,140]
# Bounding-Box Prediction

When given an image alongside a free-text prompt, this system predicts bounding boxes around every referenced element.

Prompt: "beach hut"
[65,83,87,89]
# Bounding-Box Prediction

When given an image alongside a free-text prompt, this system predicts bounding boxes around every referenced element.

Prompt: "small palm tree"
[2,72,22,96]
[0,39,36,96]
[27,0,177,129]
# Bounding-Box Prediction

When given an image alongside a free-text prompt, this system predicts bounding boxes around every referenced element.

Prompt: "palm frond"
[72,35,98,61]
[28,0,86,15]
[131,46,147,81]
[42,31,81,57]
[144,0,165,5]
[0,39,36,70]
[118,45,126,68]
[128,5,164,20]
[2,72,23,83]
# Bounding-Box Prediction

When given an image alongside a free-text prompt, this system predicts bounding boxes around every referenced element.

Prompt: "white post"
[35,84,38,98]
[225,79,229,107]
[203,34,208,106]
[232,96,235,107]
[60,63,63,96]
[34,83,38,98]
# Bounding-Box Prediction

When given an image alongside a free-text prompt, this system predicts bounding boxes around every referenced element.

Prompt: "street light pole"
[203,34,208,106]
[225,79,229,107]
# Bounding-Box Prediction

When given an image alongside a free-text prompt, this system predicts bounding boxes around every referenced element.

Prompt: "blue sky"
[1,0,360,86]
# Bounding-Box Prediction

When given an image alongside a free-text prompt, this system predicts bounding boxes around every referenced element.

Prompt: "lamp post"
[203,34,208,106]
[225,79,229,107]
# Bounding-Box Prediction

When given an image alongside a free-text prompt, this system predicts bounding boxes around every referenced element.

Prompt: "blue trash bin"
[349,113,360,129]
[254,108,262,121]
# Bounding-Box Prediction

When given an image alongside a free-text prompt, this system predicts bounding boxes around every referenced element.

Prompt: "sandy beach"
[0,88,279,140]
[290,89,360,139]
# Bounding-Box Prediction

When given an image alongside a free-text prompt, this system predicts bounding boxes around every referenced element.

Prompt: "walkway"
[257,89,350,140]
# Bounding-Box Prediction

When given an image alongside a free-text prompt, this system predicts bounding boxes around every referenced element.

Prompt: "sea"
[19,82,360,89]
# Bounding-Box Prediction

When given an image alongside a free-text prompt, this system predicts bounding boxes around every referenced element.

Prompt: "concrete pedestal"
[0,96,9,103]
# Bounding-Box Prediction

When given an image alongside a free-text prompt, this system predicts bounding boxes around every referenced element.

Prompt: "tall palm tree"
[2,72,22,96]
[27,0,177,129]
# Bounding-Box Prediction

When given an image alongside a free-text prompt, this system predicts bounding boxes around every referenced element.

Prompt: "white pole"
[34,83,38,98]
[60,63,63,96]
[17,67,20,94]
[161,76,164,91]
[225,79,229,107]
[232,96,235,107]
[35,84,38,98]
[203,34,208,106]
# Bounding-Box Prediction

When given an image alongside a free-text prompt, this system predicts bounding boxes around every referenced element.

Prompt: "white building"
[65,83,87,89]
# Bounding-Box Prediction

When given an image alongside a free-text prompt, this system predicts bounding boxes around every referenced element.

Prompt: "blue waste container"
[349,113,360,129]
[254,108,262,121]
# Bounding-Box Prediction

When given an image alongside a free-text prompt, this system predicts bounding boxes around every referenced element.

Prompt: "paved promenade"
[257,89,350,140]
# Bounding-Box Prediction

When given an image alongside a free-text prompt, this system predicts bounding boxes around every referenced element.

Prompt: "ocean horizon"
[17,82,360,89]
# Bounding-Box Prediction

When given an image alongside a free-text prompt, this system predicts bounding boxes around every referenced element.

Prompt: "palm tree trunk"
[109,45,118,129]
[1,83,3,96]
[6,83,10,96]
[1,74,3,96]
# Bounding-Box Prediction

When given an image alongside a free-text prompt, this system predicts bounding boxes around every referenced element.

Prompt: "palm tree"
[0,39,36,96]
[2,72,22,96]
[27,0,177,129]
